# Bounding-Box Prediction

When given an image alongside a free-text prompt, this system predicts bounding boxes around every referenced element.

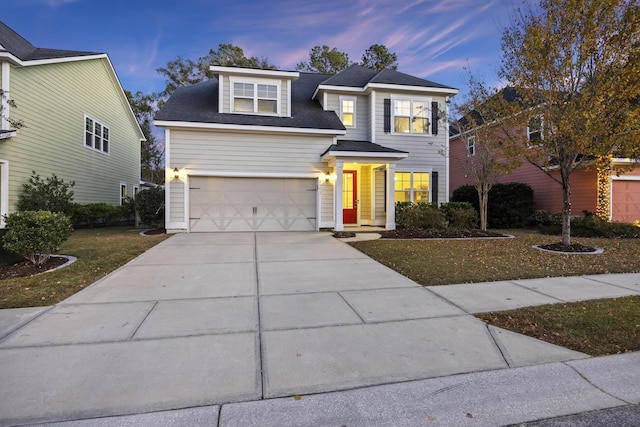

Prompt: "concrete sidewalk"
[0,232,638,426]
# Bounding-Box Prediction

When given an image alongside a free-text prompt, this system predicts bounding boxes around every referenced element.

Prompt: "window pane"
[414,191,429,202]
[342,174,353,209]
[394,117,410,133]
[95,136,101,150]
[85,117,93,132]
[394,100,410,116]
[103,127,109,140]
[257,99,277,113]
[412,117,429,134]
[234,98,254,112]
[342,100,354,113]
[394,191,410,202]
[85,131,92,147]
[234,82,253,97]
[257,84,277,99]
[102,140,109,153]
[394,172,411,191]
[342,112,353,126]
[413,173,430,191]
[413,102,428,117]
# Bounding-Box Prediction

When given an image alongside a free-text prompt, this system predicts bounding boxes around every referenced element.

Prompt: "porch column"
[386,163,396,230]
[334,161,344,231]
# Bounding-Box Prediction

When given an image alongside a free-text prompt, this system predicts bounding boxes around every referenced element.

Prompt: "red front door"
[343,170,357,224]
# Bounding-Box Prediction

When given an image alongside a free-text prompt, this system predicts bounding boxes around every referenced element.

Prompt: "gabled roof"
[317,64,457,91]
[321,139,408,161]
[0,21,100,62]
[155,73,346,132]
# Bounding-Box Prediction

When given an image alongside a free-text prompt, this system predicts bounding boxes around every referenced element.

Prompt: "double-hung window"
[340,97,356,127]
[393,98,430,134]
[467,135,476,156]
[232,81,279,114]
[85,115,110,154]
[394,172,430,203]
[527,115,543,142]
[120,183,127,206]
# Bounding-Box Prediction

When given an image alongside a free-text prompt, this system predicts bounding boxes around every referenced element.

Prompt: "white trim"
[445,96,451,202]
[321,150,408,161]
[339,95,357,128]
[210,66,299,79]
[183,170,321,179]
[370,90,376,143]
[611,175,640,181]
[0,52,108,67]
[154,120,346,136]
[287,79,292,117]
[1,62,10,130]
[218,76,224,114]
[164,129,172,229]
[367,83,458,96]
[0,160,8,228]
[119,182,127,206]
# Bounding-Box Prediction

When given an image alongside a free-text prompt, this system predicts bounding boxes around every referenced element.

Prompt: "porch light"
[325,172,331,182]
[173,168,180,180]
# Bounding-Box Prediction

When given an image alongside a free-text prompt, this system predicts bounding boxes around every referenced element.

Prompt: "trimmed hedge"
[3,211,73,266]
[396,202,446,229]
[540,215,640,238]
[452,183,534,228]
[440,202,478,230]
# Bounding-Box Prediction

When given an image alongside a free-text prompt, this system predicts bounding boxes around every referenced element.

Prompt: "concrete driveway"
[2,231,632,425]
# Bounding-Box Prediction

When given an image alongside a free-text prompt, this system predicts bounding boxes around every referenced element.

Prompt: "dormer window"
[232,80,279,115]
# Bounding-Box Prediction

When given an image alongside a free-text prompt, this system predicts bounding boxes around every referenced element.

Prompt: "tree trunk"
[477,184,489,232]
[561,176,571,246]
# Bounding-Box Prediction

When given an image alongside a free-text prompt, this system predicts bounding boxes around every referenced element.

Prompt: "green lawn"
[0,227,170,309]
[350,229,640,286]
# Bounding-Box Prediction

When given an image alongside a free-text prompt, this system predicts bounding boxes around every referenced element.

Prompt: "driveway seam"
[128,300,157,341]
[0,305,55,343]
[563,362,633,405]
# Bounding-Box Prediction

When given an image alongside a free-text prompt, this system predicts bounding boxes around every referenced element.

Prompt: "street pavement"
[0,231,638,426]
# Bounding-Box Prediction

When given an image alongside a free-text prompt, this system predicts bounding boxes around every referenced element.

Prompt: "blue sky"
[3,0,521,98]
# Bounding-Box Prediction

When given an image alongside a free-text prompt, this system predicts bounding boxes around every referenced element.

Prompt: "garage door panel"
[189,177,317,232]
[612,180,640,223]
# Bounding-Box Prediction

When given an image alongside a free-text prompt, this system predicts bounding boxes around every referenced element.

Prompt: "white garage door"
[189,177,317,232]
[612,180,640,223]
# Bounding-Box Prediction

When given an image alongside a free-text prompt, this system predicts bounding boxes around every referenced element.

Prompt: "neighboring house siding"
[0,58,140,211]
[167,128,334,227]
[375,91,448,202]
[449,136,598,214]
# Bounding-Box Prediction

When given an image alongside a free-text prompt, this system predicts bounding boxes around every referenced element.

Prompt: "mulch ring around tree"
[536,242,601,253]
[380,228,508,239]
[0,256,69,280]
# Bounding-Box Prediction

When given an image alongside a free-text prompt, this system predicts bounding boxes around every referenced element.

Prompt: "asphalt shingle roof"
[0,21,100,61]
[319,64,456,90]
[155,73,346,131]
[325,139,408,154]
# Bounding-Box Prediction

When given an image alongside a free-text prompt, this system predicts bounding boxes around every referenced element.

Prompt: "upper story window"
[232,81,279,115]
[85,115,110,154]
[527,115,543,142]
[340,97,356,127]
[467,135,476,156]
[393,98,430,134]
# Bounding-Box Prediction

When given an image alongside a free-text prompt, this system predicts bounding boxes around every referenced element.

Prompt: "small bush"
[3,211,73,266]
[440,202,478,229]
[134,187,165,228]
[395,202,445,229]
[72,203,122,227]
[17,172,75,216]
[542,216,640,238]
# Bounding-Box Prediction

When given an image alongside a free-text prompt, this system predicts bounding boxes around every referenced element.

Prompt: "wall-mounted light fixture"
[173,167,180,180]
[325,172,331,182]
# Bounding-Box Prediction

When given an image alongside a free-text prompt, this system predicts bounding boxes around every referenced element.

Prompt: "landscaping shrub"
[17,172,75,216]
[2,211,73,266]
[134,187,165,228]
[72,203,123,227]
[440,202,478,229]
[541,215,640,238]
[452,182,534,228]
[395,202,445,229]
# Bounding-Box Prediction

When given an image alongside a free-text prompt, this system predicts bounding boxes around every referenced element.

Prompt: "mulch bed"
[538,242,598,253]
[380,228,507,239]
[142,228,166,236]
[0,256,68,280]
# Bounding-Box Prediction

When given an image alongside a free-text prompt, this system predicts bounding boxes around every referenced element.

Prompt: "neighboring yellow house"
[0,21,144,227]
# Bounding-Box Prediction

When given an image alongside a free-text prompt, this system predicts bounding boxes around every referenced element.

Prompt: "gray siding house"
[0,22,144,226]
[155,64,457,233]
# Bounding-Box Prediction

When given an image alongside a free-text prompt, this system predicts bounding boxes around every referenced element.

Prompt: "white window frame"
[84,114,110,155]
[394,171,432,203]
[120,183,127,206]
[229,77,281,116]
[527,114,544,143]
[467,135,476,157]
[391,96,431,135]
[339,96,356,128]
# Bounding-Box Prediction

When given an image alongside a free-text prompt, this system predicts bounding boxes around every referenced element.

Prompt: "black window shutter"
[432,171,439,204]
[384,99,391,133]
[431,101,439,135]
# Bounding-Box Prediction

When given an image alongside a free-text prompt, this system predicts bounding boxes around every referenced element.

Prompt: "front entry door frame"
[342,170,358,224]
